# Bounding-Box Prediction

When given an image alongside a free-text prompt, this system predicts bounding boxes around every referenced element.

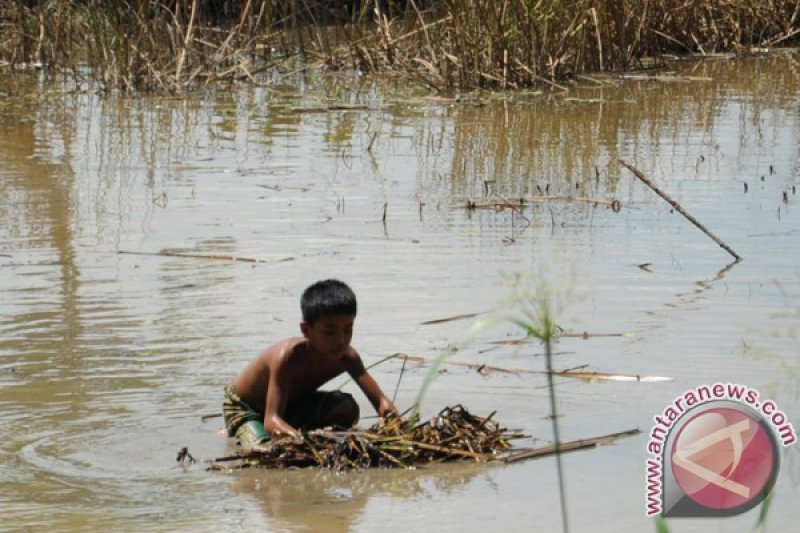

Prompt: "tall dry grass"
[363,0,800,90]
[0,0,291,91]
[1,1,798,92]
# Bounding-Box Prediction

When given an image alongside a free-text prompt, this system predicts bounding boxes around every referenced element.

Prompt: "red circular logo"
[670,407,776,511]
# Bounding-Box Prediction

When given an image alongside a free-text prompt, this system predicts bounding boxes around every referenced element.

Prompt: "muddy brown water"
[1,52,799,532]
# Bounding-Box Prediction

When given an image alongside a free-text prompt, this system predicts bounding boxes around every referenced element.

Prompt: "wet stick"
[117,250,293,264]
[367,132,378,153]
[495,194,531,225]
[420,312,485,325]
[504,428,640,463]
[392,353,672,382]
[489,330,632,343]
[335,352,402,390]
[462,195,619,209]
[620,161,741,262]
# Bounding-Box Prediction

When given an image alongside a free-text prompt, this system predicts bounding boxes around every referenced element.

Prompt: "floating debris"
[290,105,370,114]
[208,405,524,471]
[202,405,640,472]
[461,195,620,210]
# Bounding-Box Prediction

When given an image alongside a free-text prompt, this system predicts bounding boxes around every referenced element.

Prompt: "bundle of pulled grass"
[208,405,524,471]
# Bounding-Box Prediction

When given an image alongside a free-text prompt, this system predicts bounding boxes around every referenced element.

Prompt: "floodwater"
[1,51,798,532]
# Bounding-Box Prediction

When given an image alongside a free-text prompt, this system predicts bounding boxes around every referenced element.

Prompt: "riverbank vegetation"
[2,1,798,92]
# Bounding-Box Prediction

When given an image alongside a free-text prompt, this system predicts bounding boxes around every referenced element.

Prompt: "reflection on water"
[1,52,799,531]
[231,462,486,532]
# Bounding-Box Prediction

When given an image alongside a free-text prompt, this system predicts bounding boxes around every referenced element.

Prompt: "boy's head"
[300,279,357,357]
[300,279,357,325]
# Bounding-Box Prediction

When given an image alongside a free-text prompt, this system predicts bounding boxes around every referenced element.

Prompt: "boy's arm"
[347,352,398,417]
[263,362,300,437]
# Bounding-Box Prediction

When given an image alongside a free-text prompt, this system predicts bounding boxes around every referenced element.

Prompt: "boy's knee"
[327,393,359,428]
[236,420,269,448]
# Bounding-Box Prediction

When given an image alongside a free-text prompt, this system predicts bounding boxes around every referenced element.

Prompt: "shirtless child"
[223,279,398,448]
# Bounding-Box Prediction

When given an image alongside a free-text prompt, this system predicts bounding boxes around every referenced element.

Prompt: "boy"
[223,279,398,448]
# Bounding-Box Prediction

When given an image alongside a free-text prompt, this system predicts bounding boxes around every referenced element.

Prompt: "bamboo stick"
[504,428,640,463]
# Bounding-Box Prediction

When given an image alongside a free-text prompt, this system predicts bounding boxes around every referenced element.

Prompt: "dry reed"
[2,1,798,92]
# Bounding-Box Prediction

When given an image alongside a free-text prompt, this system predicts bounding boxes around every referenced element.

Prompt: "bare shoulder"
[232,338,302,401]
[342,346,366,372]
[263,337,306,368]
[343,345,362,360]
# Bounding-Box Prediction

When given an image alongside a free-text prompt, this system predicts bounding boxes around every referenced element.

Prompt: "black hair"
[301,279,357,324]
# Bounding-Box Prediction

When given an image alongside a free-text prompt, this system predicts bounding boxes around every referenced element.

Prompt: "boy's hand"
[307,427,334,438]
[270,426,301,439]
[378,397,399,418]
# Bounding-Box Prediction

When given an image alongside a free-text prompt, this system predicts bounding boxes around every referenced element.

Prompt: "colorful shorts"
[222,384,357,447]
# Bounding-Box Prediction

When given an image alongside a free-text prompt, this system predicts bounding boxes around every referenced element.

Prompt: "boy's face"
[301,314,355,359]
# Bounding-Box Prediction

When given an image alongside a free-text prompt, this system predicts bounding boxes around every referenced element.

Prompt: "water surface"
[1,52,799,532]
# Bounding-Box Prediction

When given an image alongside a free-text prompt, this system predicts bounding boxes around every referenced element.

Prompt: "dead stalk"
[175,0,198,87]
